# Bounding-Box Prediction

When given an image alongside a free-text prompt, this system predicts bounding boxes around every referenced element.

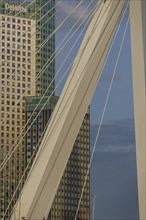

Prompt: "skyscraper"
[0,2,36,218]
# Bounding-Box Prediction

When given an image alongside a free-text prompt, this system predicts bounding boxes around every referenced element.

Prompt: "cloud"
[56,0,97,32]
[90,119,139,220]
[90,118,136,155]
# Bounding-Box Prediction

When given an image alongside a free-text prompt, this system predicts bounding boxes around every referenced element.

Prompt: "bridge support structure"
[130,1,146,219]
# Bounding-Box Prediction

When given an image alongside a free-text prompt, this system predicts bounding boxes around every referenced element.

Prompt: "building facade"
[0,0,55,217]
[25,96,90,220]
[0,8,36,218]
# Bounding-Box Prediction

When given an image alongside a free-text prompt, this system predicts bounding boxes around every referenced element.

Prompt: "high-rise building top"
[0,0,56,96]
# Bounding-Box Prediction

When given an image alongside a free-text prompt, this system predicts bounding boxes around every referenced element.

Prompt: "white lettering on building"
[5,3,27,13]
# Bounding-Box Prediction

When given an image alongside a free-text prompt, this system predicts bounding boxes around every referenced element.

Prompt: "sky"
[55,1,139,219]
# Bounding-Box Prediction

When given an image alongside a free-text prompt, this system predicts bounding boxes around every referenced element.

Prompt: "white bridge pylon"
[10,0,145,219]
[130,1,146,219]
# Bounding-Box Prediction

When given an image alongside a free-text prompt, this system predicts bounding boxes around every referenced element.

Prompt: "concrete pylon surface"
[130,1,146,219]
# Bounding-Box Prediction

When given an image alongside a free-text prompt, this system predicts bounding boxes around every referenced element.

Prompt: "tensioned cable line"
[74,3,132,220]
[2,4,99,218]
[0,0,84,125]
[0,0,98,172]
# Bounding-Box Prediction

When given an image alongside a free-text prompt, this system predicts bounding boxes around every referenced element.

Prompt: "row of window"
[1,74,31,81]
[1,56,31,64]
[1,63,31,69]
[1,49,31,57]
[1,42,32,50]
[1,29,31,37]
[1,87,31,94]
[1,23,30,31]
[1,36,31,44]
[1,16,31,25]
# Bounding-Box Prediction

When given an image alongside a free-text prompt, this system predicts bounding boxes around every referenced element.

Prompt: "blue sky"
[55,1,139,219]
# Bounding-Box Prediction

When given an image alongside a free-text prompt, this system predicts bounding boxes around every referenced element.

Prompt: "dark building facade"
[25,96,90,220]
